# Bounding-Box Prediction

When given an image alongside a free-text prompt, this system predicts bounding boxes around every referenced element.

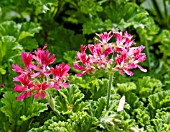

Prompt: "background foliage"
[0,0,170,131]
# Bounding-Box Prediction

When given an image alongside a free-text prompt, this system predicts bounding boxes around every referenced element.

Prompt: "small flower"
[74,44,113,76]
[34,82,49,99]
[50,63,70,90]
[21,52,33,69]
[34,44,56,67]
[1,83,5,88]
[12,44,70,101]
[14,75,33,101]
[96,31,113,44]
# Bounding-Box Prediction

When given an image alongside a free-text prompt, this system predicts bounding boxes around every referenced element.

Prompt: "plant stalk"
[106,72,114,110]
[145,40,151,72]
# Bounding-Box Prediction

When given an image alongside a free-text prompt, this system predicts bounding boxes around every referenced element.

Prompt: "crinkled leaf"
[125,93,144,110]
[55,84,87,114]
[136,76,163,98]
[88,97,106,119]
[132,108,150,127]
[116,82,136,94]
[152,112,170,132]
[147,90,170,118]
[1,92,48,131]
[68,111,98,132]
[0,21,19,37]
[78,0,103,15]
[0,21,41,41]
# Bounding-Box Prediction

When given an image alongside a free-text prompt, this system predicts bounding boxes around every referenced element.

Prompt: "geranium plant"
[12,29,147,130]
[73,28,147,110]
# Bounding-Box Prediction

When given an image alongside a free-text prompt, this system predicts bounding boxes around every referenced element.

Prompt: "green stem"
[106,72,114,110]
[145,40,151,72]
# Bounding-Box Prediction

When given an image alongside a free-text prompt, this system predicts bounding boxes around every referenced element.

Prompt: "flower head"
[74,44,113,76]
[12,44,70,101]
[50,63,70,90]
[74,28,147,77]
[96,31,113,44]
[14,75,33,101]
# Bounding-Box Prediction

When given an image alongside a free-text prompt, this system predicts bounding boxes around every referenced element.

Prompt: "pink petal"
[119,70,124,75]
[14,84,25,93]
[12,64,24,73]
[25,92,31,98]
[75,72,85,77]
[73,63,86,70]
[60,82,69,88]
[54,84,60,90]
[137,65,147,72]
[16,94,25,101]
[40,92,45,99]
[34,92,39,99]
[124,69,134,76]
[31,72,40,77]
[104,46,113,57]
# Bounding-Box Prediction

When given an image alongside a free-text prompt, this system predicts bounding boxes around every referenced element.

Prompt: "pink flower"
[12,44,70,101]
[50,63,70,90]
[12,64,24,74]
[1,83,5,88]
[96,31,113,43]
[31,45,56,78]
[112,29,135,51]
[14,75,33,101]
[21,52,33,69]
[34,44,56,67]
[74,44,113,76]
[115,46,147,76]
[34,82,49,99]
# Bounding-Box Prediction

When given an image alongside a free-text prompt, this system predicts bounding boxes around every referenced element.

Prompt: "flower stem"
[106,72,114,110]
[145,40,151,72]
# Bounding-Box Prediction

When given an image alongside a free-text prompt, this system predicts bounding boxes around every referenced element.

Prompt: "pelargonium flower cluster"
[74,29,147,76]
[12,45,70,101]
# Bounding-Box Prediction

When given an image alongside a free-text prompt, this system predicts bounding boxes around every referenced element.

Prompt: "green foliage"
[0,92,48,132]
[136,76,163,98]
[28,0,58,14]
[43,24,86,62]
[147,90,170,118]
[1,0,170,131]
[55,84,88,114]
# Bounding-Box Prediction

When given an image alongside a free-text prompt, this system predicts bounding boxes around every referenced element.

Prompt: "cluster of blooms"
[12,45,70,101]
[74,29,147,76]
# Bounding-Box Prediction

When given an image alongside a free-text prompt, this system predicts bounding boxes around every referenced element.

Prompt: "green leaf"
[78,0,103,15]
[116,82,136,94]
[28,0,58,14]
[0,21,19,37]
[46,25,86,62]
[18,22,42,41]
[136,76,163,98]
[55,85,87,114]
[88,97,106,119]
[0,36,22,64]
[125,93,144,110]
[147,90,170,118]
[1,92,48,131]
[152,112,170,132]
[83,17,113,35]
[19,37,38,51]
[68,111,98,132]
